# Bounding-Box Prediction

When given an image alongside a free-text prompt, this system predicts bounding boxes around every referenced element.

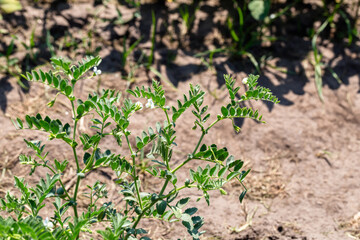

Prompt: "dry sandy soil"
[0,0,360,239]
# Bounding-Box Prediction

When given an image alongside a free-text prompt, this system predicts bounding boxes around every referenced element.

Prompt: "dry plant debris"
[339,212,360,240]
[245,152,287,201]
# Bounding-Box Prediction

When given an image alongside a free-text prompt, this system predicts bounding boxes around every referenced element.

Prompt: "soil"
[0,0,360,239]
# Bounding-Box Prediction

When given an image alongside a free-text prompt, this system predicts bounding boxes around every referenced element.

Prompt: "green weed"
[2,56,279,239]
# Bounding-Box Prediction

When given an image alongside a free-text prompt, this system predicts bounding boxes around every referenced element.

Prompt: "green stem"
[44,164,71,200]
[172,117,222,173]
[132,155,143,209]
[159,179,170,196]
[164,108,171,124]
[119,106,174,236]
[73,176,81,218]
[126,108,204,239]
[171,131,205,174]
[206,118,220,132]
[127,182,196,239]
[163,109,172,163]
[192,132,205,154]
[83,121,104,172]
[162,109,173,170]
[72,146,80,174]
[125,134,143,210]
[59,180,71,199]
[176,184,196,192]
[125,108,173,239]
[70,100,80,219]
[126,187,173,239]
[171,158,189,174]
[89,188,93,208]
[127,200,157,239]
[71,101,80,172]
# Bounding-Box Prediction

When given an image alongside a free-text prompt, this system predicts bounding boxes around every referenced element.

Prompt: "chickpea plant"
[1,56,279,239]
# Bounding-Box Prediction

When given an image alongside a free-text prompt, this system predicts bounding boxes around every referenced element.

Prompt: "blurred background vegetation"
[0,0,359,101]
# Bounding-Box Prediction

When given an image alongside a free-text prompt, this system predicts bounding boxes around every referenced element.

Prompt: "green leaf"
[184,207,197,215]
[136,136,143,150]
[209,165,219,176]
[231,160,244,171]
[92,118,102,125]
[167,191,178,203]
[45,72,52,84]
[230,29,239,42]
[229,107,236,116]
[202,113,210,123]
[25,115,33,128]
[77,105,85,117]
[14,176,28,196]
[40,120,50,131]
[246,91,252,98]
[219,188,227,195]
[226,155,235,167]
[63,123,71,135]
[240,169,250,181]
[172,88,205,122]
[52,76,59,88]
[39,69,46,82]
[127,89,137,97]
[38,174,60,203]
[31,117,41,129]
[50,120,59,134]
[156,122,161,133]
[226,171,240,181]
[248,0,270,21]
[64,86,72,96]
[171,206,182,219]
[16,118,23,129]
[83,152,91,164]
[0,0,22,13]
[189,169,195,181]
[156,200,167,215]
[32,70,40,81]
[218,167,227,178]
[221,106,228,117]
[176,197,190,209]
[148,127,154,136]
[239,189,247,203]
[59,80,67,91]
[54,159,68,172]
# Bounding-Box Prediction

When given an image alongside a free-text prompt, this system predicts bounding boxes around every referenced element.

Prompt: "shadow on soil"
[0,0,359,112]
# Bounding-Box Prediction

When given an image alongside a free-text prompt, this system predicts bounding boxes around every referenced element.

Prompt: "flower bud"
[145,99,155,109]
[93,67,102,76]
[135,101,143,111]
[242,77,248,85]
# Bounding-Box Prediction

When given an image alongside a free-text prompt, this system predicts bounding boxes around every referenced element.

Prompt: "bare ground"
[0,1,360,239]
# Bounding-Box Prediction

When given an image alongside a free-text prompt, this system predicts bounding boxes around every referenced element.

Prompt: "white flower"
[269,13,276,20]
[93,66,102,76]
[242,77,248,85]
[145,99,155,109]
[43,217,54,229]
[135,101,143,111]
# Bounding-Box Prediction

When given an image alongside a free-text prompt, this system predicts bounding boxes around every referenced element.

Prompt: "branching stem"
[125,134,143,210]
[172,129,206,174]
[70,100,80,219]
